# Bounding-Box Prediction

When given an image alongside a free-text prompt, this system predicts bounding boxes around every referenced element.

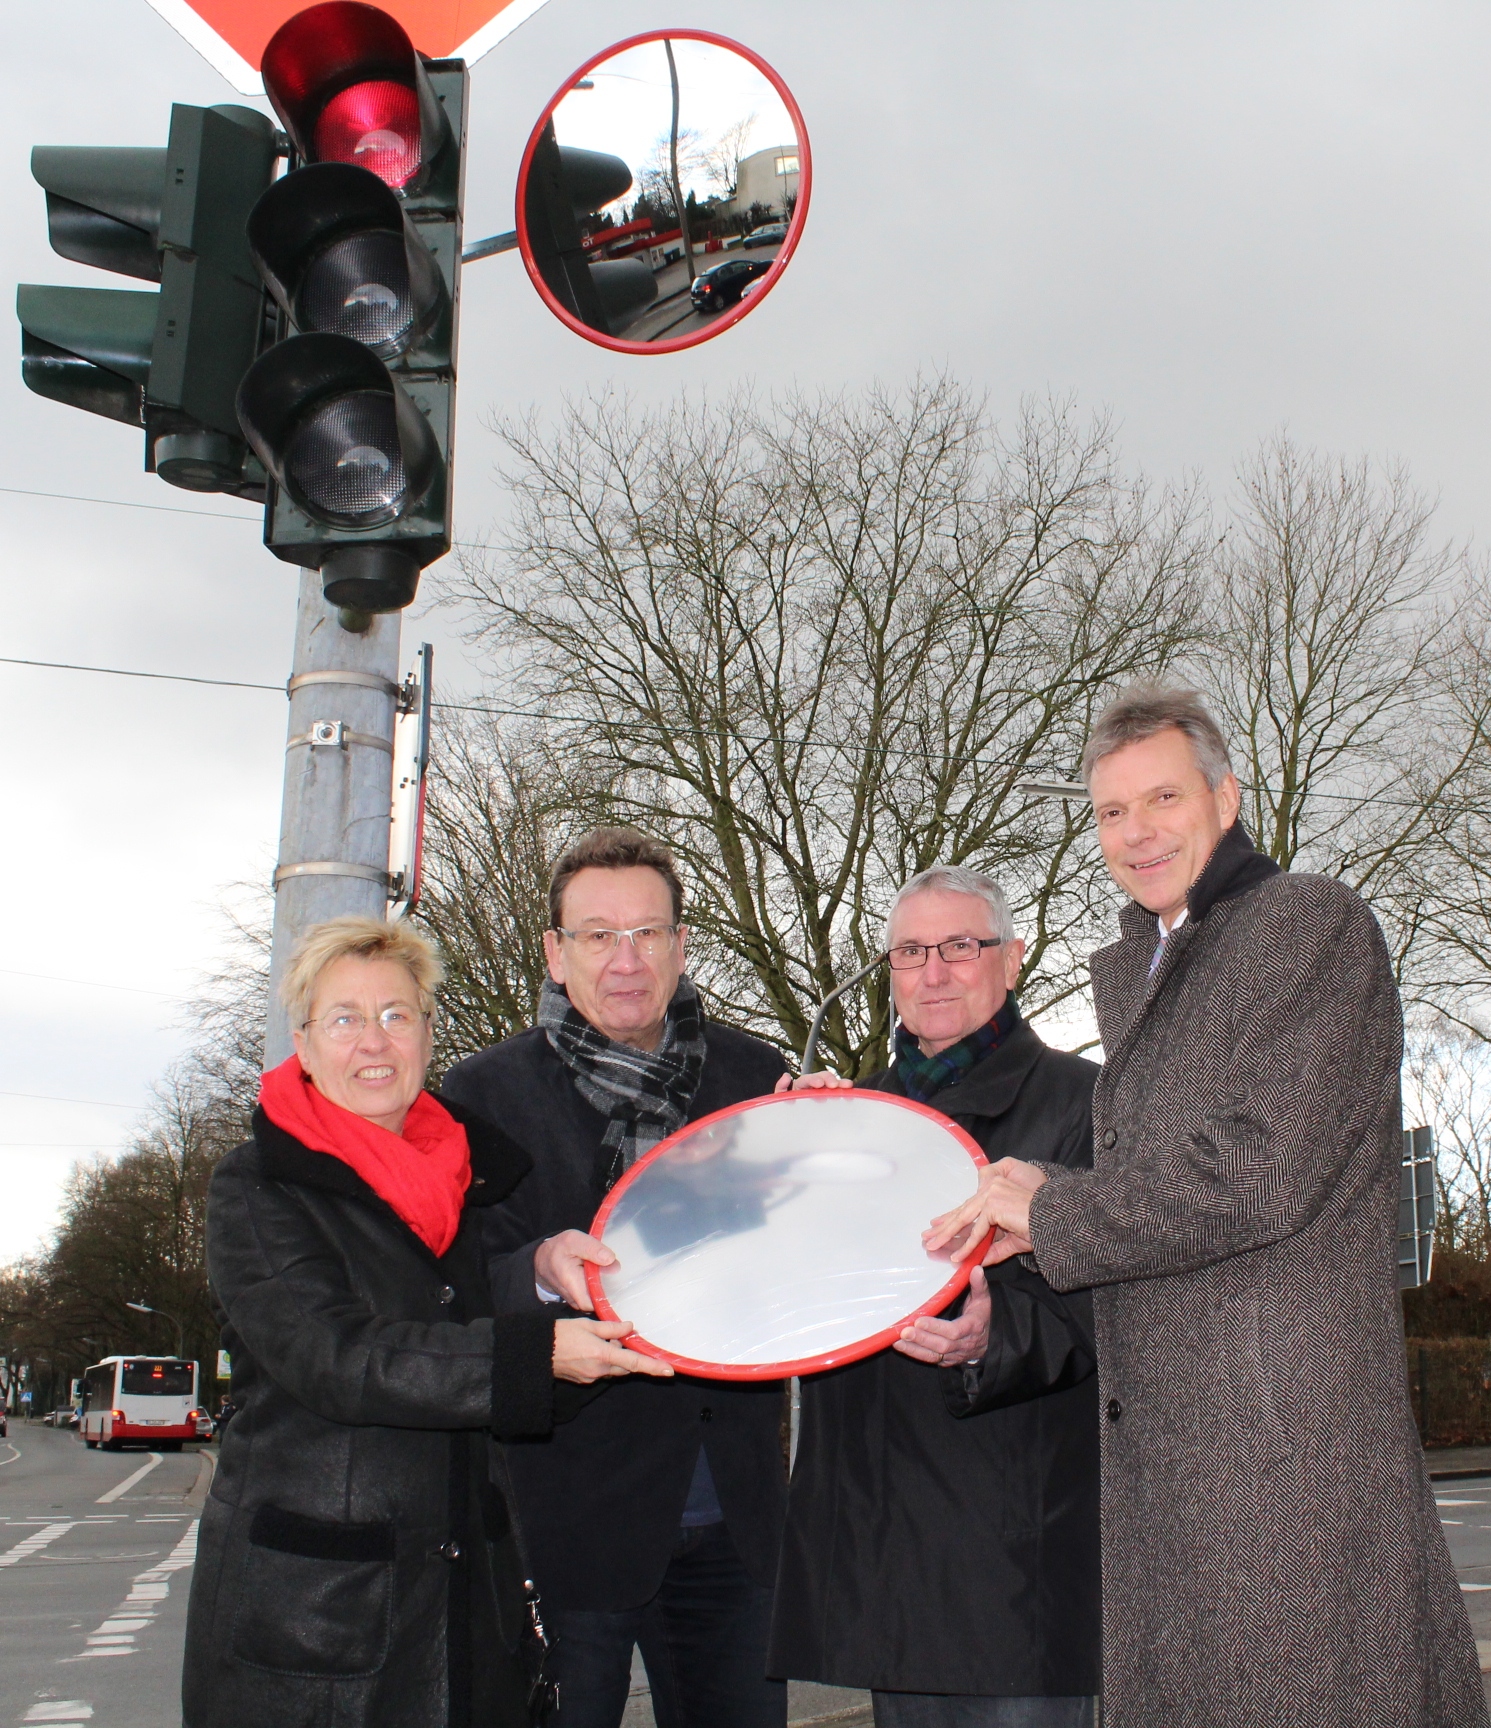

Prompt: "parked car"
[742,222,788,249]
[0,1410,8,1439]
[690,257,773,313]
[46,1407,78,1429]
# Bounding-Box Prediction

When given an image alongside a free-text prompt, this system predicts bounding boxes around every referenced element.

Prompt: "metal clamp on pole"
[286,721,395,753]
[273,861,393,890]
[286,670,400,698]
[800,952,888,1075]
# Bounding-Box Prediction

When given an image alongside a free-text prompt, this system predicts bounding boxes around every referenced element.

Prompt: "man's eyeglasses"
[303,1007,429,1042]
[886,937,1003,971]
[556,924,680,960]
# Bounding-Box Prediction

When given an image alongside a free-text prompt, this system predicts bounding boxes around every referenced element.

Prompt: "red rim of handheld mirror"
[516,29,812,355]
[584,1090,992,1379]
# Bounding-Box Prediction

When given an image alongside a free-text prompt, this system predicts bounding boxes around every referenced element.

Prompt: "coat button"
[472,1177,486,1187]
[438,1285,456,1304]
[1101,1128,1117,1149]
[440,1540,462,1561]
[1107,1398,1122,1421]
[700,1407,713,1422]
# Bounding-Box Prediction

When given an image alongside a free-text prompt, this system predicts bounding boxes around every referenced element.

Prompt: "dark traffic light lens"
[286,390,406,524]
[314,81,421,188]
[297,231,414,357]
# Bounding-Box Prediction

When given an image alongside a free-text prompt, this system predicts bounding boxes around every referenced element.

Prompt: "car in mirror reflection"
[742,222,789,249]
[691,257,774,313]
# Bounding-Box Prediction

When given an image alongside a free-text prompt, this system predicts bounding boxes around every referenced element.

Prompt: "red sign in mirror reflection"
[516,30,810,354]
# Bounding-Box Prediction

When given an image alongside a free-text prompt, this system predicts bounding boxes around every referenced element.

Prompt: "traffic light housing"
[237,1,465,614]
[18,104,279,495]
[521,124,657,334]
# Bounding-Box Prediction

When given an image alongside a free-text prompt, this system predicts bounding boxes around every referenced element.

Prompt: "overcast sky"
[4,0,1490,1262]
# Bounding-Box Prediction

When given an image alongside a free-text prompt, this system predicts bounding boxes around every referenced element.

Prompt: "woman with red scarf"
[183,917,670,1728]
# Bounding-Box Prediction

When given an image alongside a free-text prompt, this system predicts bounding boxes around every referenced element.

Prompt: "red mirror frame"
[515,29,812,356]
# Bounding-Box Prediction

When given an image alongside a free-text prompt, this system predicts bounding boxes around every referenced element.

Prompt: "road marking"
[0,1441,20,1466]
[1436,1499,1487,1506]
[22,1705,94,1722]
[62,1519,198,1664]
[95,1453,161,1503]
[0,1523,76,1568]
[1463,1583,1491,1591]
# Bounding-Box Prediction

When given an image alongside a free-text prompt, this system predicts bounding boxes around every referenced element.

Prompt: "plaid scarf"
[893,999,1016,1104]
[539,977,708,1191]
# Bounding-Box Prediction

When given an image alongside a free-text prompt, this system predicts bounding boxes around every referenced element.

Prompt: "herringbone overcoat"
[1028,823,1487,1728]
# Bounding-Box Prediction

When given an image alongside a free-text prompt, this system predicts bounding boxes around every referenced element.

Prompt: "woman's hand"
[534,1230,615,1311]
[923,1158,1049,1265]
[552,1318,675,1384]
[773,1070,856,1093]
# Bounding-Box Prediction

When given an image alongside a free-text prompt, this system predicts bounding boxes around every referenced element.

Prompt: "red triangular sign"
[142,0,551,94]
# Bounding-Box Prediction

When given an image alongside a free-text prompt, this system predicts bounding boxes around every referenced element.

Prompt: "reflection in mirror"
[518,32,809,352]
[591,1093,983,1377]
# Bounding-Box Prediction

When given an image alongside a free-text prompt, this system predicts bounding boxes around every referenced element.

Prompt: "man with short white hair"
[932,685,1488,1728]
[770,865,1101,1727]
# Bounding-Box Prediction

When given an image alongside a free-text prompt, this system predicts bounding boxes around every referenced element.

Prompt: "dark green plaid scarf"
[893,999,1016,1104]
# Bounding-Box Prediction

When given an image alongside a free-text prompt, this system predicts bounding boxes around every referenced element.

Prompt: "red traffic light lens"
[313,80,422,189]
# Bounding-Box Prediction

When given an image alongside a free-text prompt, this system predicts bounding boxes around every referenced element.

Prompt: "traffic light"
[521,124,657,334]
[236,1,466,615]
[18,104,279,495]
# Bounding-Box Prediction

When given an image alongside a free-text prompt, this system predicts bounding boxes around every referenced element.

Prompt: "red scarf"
[258,1056,471,1257]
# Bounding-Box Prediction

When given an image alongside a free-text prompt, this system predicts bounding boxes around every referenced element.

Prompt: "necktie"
[1148,931,1167,978]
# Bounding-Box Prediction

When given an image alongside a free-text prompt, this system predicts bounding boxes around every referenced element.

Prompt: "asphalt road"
[0,1422,209,1728]
[1432,1474,1491,1706]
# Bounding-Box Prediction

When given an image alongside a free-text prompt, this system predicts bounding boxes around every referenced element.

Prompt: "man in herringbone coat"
[930,687,1487,1728]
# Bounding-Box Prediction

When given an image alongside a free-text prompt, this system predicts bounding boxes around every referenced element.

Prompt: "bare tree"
[454,380,1207,1073]
[414,717,621,1070]
[1405,1018,1491,1257]
[703,112,758,200]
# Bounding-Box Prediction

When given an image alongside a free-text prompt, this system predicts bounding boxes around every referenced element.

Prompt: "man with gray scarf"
[441,827,788,1728]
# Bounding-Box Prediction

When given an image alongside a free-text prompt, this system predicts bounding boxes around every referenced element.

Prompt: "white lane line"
[23,1704,94,1721]
[62,1518,198,1664]
[1463,1583,1491,1592]
[95,1453,161,1503]
[0,1441,20,1466]
[0,1522,76,1568]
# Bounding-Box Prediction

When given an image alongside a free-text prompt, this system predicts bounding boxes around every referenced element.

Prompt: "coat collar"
[252,1092,531,1211]
[1116,820,1280,942]
[877,1015,1046,1121]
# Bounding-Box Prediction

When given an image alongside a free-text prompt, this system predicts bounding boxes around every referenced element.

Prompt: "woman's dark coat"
[182,1097,564,1728]
[768,1015,1103,1695]
[441,1019,790,1612]
[1030,825,1487,1728]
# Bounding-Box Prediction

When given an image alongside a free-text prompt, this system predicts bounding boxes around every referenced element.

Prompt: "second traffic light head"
[249,162,447,362]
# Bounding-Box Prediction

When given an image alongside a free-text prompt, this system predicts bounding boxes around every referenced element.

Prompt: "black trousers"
[550,1522,786,1728]
[872,1696,1097,1727]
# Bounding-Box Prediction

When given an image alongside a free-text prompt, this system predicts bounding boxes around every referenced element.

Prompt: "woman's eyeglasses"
[303,1007,430,1041]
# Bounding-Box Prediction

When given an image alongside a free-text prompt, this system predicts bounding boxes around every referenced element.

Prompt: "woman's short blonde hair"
[282,916,444,1030]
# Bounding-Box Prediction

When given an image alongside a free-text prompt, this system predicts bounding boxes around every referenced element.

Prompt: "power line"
[0,1090,141,1110]
[0,968,180,1000]
[0,652,1474,815]
[0,657,280,694]
[0,483,259,523]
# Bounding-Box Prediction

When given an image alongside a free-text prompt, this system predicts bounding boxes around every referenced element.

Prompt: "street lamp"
[126,1300,185,1359]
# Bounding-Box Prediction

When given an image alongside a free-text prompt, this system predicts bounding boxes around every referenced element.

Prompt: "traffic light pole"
[263,575,401,1065]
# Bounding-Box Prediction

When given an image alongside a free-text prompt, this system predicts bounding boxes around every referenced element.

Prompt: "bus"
[80,1356,202,1451]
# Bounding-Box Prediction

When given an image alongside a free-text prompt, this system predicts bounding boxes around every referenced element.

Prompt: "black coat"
[440,1019,789,1612]
[768,1016,1102,1695]
[182,1098,566,1728]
